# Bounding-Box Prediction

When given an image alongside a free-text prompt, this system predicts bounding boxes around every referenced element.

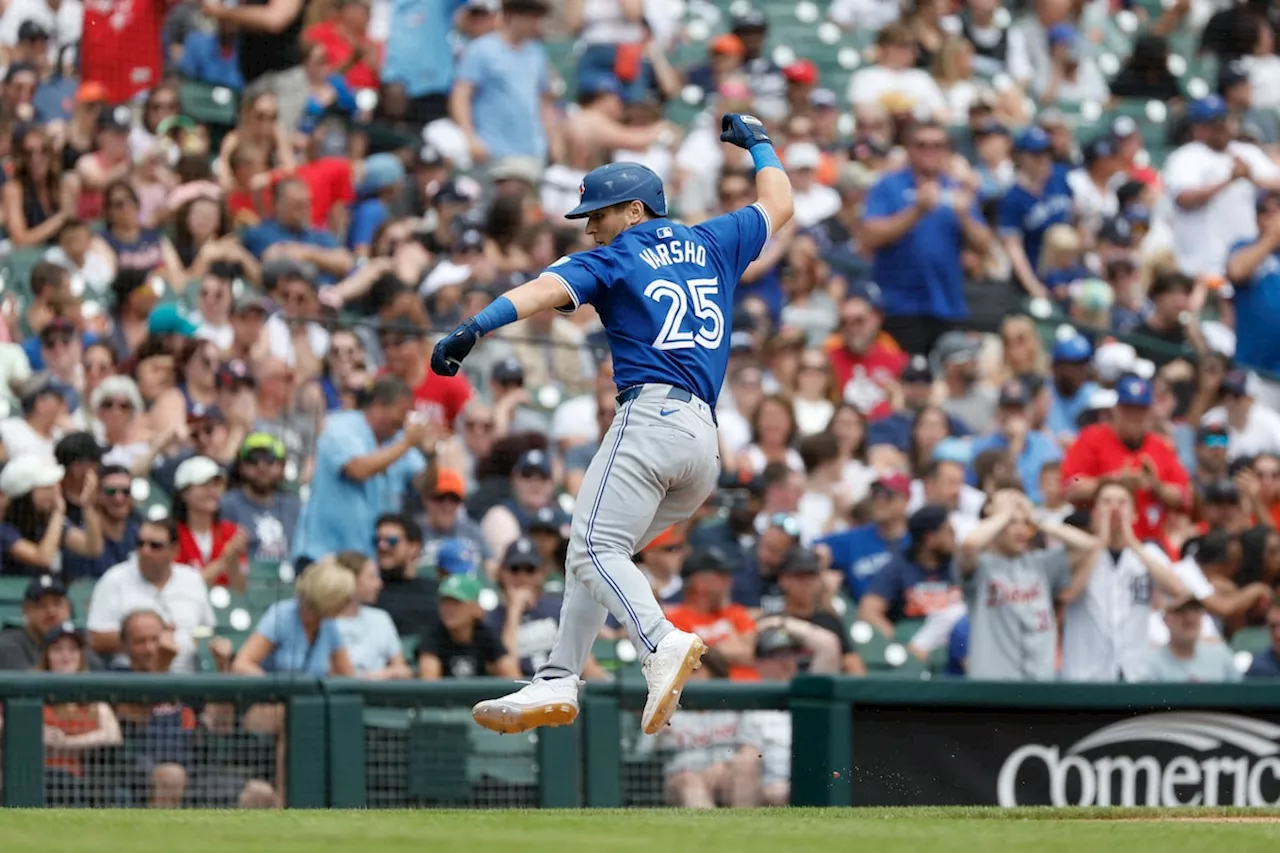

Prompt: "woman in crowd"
[150,338,221,436]
[234,556,354,677]
[4,125,77,247]
[333,551,413,679]
[830,402,876,500]
[998,315,1047,382]
[90,375,152,472]
[172,455,248,590]
[743,395,803,474]
[779,235,838,347]
[35,623,123,807]
[792,348,837,438]
[0,454,102,576]
[100,181,185,286]
[173,195,260,283]
[129,84,182,161]
[190,270,236,352]
[310,328,367,412]
[218,90,295,186]
[907,405,951,479]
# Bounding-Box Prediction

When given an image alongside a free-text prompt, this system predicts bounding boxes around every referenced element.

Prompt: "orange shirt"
[665,603,759,681]
[44,704,102,776]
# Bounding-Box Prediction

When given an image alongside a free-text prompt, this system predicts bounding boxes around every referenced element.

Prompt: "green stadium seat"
[0,575,29,604]
[67,580,95,623]
[178,78,238,128]
[1231,626,1270,656]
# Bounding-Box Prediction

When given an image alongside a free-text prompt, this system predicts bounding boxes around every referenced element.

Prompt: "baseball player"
[431,114,794,735]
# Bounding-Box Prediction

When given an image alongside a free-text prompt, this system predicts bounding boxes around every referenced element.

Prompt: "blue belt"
[615,385,692,406]
[615,385,716,425]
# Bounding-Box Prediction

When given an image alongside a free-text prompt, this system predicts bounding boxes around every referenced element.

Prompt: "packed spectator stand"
[1,0,1280,810]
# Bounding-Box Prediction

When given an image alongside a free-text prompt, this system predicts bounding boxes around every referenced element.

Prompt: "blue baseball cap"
[846,280,883,311]
[1052,334,1093,364]
[515,449,552,477]
[148,303,197,337]
[436,538,479,575]
[1116,374,1153,407]
[1047,22,1078,47]
[1015,126,1052,154]
[1188,95,1227,124]
[360,153,406,194]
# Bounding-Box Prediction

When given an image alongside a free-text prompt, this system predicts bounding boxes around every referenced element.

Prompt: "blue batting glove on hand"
[720,113,772,149]
[431,320,481,377]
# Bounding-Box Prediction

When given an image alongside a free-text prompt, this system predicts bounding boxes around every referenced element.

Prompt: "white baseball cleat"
[472,677,583,734]
[641,630,707,735]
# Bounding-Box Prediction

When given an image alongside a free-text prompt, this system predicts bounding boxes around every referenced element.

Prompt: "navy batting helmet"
[565,162,666,220]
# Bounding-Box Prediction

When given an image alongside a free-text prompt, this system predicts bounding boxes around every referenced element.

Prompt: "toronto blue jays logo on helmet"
[578,181,586,198]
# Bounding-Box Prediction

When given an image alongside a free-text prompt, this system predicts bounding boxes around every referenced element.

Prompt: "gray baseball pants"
[535,384,720,677]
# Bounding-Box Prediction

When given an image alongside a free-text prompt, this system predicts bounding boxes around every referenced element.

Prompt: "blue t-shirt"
[242,220,344,282]
[348,197,389,251]
[455,32,551,162]
[1046,380,1099,439]
[997,173,1075,273]
[863,168,978,320]
[63,516,140,581]
[865,554,957,624]
[545,205,769,407]
[946,614,969,676]
[1227,238,1280,375]
[1246,647,1280,679]
[384,0,465,97]
[336,605,401,675]
[867,409,971,453]
[292,410,426,560]
[254,598,345,676]
[817,523,907,601]
[968,430,1062,504]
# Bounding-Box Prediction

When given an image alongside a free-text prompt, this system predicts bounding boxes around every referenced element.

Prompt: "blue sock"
[750,142,783,173]
[470,296,518,335]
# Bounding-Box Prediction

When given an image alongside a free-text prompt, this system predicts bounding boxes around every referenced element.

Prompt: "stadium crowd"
[2,0,1280,810]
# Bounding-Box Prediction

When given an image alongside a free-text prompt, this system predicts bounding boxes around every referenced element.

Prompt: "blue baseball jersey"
[1227,237,1280,375]
[997,172,1075,273]
[544,205,771,406]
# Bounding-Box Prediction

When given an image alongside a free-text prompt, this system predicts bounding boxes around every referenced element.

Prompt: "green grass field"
[3,808,1280,853]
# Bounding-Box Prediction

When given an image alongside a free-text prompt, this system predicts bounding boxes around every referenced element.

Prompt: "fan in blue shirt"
[998,127,1075,301]
[817,473,910,600]
[1226,192,1280,377]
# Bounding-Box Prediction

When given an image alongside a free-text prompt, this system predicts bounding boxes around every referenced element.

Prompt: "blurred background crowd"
[4,0,1280,809]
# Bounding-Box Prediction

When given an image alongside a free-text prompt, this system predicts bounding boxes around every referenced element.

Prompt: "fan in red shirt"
[824,284,908,419]
[172,456,248,590]
[379,308,472,429]
[1061,375,1190,551]
[302,0,382,90]
[664,548,759,681]
[81,0,171,104]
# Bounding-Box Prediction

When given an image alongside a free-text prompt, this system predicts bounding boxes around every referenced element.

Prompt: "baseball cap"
[239,432,286,461]
[98,107,132,134]
[453,227,486,255]
[808,88,838,110]
[709,33,745,56]
[41,621,84,651]
[0,454,64,497]
[492,355,525,385]
[39,316,76,344]
[786,142,822,171]
[432,468,466,499]
[1196,422,1229,444]
[1222,367,1250,396]
[1188,95,1228,124]
[1204,478,1240,505]
[901,354,933,384]
[1115,374,1153,407]
[932,436,972,466]
[1110,115,1139,140]
[1014,126,1052,154]
[1082,137,1116,165]
[187,403,225,425]
[25,575,67,602]
[871,471,911,497]
[1220,60,1249,93]
[17,20,50,41]
[998,377,1030,408]
[261,257,316,292]
[360,153,406,195]
[756,625,806,658]
[490,155,544,187]
[438,573,483,603]
[174,455,224,491]
[682,546,733,578]
[515,449,552,477]
[931,331,981,368]
[779,548,821,575]
[55,432,105,466]
[148,304,197,337]
[1165,592,1206,614]
[908,505,950,542]
[731,8,768,31]
[718,467,765,496]
[233,292,274,316]
[216,359,256,391]
[75,80,108,104]
[1052,333,1093,364]
[784,60,819,86]
[1097,216,1134,247]
[1047,22,1078,47]
[973,118,1010,138]
[846,280,884,312]
[435,539,479,576]
[503,536,541,568]
[529,505,569,534]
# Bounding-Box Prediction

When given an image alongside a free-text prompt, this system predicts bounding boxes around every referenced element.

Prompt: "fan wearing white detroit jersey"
[431,114,794,734]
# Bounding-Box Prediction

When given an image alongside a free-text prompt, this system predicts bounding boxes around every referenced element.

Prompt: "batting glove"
[720,113,772,150]
[431,319,481,377]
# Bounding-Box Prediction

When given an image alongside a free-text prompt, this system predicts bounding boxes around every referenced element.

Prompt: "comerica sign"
[849,707,1280,807]
[995,713,1280,807]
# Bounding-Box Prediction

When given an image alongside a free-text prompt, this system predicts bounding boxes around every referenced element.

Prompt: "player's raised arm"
[429,274,572,376]
[720,113,794,232]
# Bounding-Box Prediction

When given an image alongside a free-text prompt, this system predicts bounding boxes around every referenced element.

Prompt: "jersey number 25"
[644,277,724,351]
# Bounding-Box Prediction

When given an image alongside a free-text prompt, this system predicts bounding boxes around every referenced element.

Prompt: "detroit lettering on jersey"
[543,205,770,407]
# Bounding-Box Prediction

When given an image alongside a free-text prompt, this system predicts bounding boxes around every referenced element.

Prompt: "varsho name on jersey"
[638,239,708,270]
[996,711,1280,807]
